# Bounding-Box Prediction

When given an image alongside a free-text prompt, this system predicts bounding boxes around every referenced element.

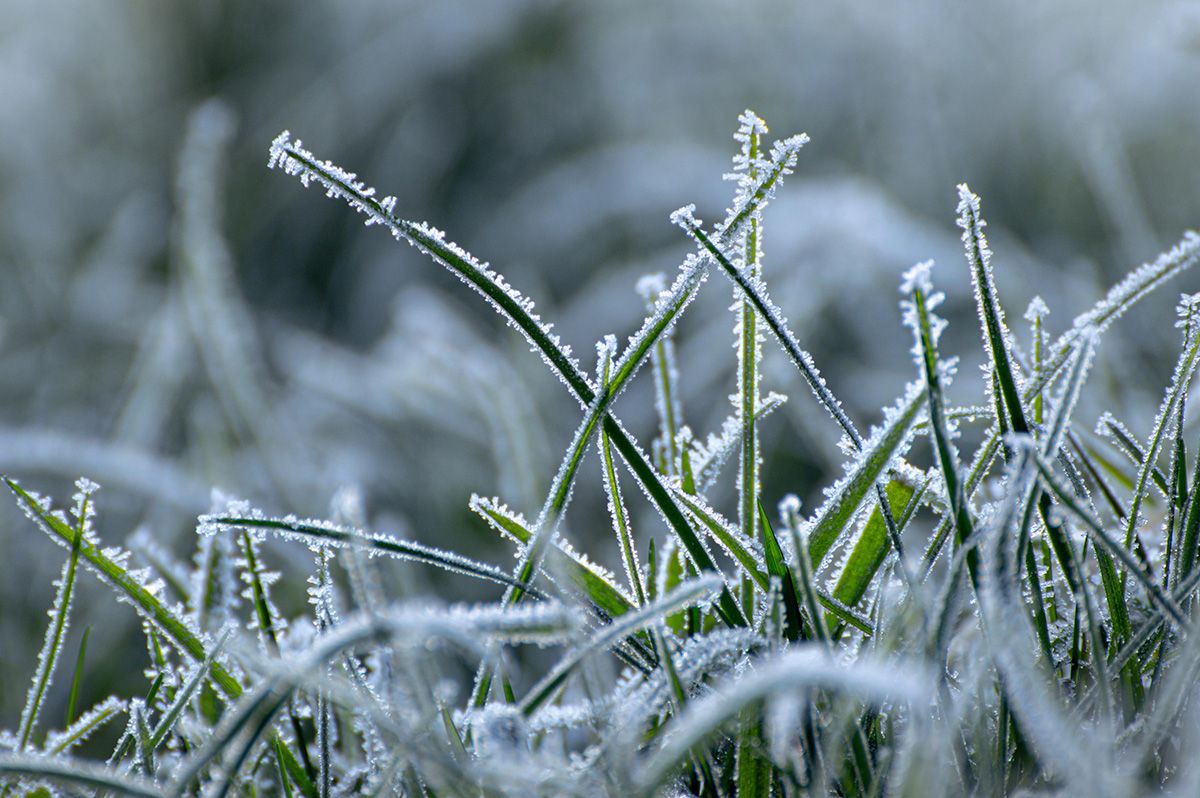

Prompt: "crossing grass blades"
[3,111,1200,796]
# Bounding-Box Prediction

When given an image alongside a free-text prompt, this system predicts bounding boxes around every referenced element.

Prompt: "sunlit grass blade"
[805,383,924,568]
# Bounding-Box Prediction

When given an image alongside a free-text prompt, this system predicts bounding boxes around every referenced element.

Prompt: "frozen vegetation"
[1,104,1199,795]
[2,3,1200,796]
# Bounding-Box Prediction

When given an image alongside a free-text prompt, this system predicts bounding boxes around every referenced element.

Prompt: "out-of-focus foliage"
[0,0,1198,729]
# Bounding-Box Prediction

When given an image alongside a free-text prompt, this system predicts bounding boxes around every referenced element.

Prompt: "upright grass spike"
[957,185,1028,436]
[729,111,767,615]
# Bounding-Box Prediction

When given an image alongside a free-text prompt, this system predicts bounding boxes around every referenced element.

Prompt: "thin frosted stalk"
[17,479,95,752]
[597,337,646,605]
[734,116,765,611]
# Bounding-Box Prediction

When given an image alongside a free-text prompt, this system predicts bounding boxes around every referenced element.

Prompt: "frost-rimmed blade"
[635,648,927,795]
[469,495,635,618]
[1119,294,1200,566]
[200,512,547,599]
[830,479,919,617]
[804,381,925,568]
[519,575,723,716]
[0,753,166,798]
[175,602,579,793]
[903,262,976,582]
[689,392,787,491]
[6,477,239,697]
[676,211,858,446]
[17,477,95,752]
[957,184,1030,436]
[667,485,874,634]
[42,696,125,756]
[3,477,319,798]
[269,129,767,632]
[1021,441,1188,629]
[597,336,648,606]
[1039,231,1200,391]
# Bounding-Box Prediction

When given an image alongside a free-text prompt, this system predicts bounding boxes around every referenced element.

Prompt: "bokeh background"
[2,0,1198,722]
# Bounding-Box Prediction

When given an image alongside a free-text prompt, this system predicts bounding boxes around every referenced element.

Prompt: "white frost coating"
[1025,295,1050,324]
[900,260,949,370]
[469,494,637,608]
[1039,331,1096,458]
[637,648,927,791]
[635,273,667,302]
[42,696,126,755]
[672,483,767,567]
[268,131,592,406]
[608,628,764,733]
[204,505,531,595]
[958,184,1026,394]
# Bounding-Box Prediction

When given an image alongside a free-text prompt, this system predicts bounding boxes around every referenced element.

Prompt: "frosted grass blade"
[805,383,924,568]
[202,513,547,599]
[470,495,634,618]
[1025,445,1188,629]
[0,754,165,798]
[636,649,925,795]
[17,479,95,751]
[3,477,319,798]
[43,696,125,756]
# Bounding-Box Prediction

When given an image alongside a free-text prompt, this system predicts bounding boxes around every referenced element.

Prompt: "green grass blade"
[64,625,90,727]
[957,185,1029,437]
[806,384,924,568]
[1027,445,1188,629]
[44,696,124,756]
[757,500,804,641]
[831,480,917,614]
[4,477,320,798]
[470,495,635,618]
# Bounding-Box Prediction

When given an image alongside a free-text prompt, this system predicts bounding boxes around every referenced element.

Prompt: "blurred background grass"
[1,0,1198,724]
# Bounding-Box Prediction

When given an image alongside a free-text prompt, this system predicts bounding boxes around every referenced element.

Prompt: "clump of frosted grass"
[2,111,1200,798]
